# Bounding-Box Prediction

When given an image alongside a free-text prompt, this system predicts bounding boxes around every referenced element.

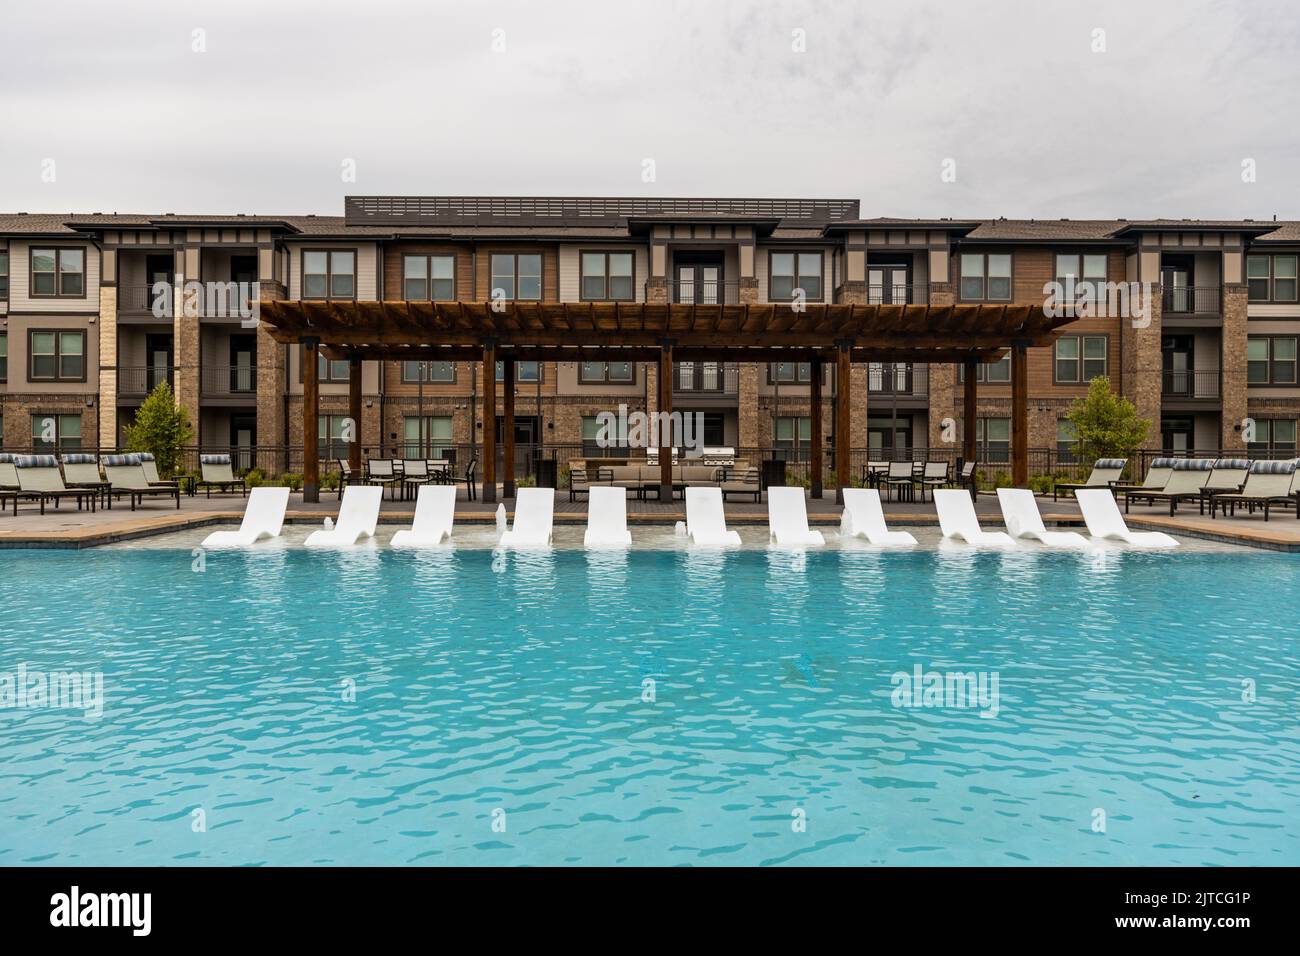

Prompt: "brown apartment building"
[1,197,1297,475]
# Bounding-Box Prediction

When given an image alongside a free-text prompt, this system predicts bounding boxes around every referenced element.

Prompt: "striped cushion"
[1095,458,1127,469]
[62,453,98,465]
[200,454,231,465]
[1249,459,1297,475]
[0,453,16,464]
[1215,458,1249,470]
[102,453,141,467]
[1172,458,1215,471]
[1149,458,1177,469]
[136,452,156,462]
[15,455,59,468]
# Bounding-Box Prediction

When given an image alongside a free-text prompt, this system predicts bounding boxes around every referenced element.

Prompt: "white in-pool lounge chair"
[390,484,457,548]
[1075,488,1179,548]
[933,488,1015,547]
[499,487,555,548]
[584,485,632,548]
[676,486,741,547]
[839,488,917,546]
[766,486,824,546]
[201,487,290,548]
[305,485,383,547]
[996,488,1089,548]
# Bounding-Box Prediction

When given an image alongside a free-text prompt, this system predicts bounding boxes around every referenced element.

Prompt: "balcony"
[868,363,929,405]
[867,283,930,305]
[670,279,740,305]
[118,284,172,318]
[1162,286,1221,321]
[1161,369,1220,404]
[673,362,738,403]
[117,365,174,398]
[201,364,258,399]
[118,282,259,320]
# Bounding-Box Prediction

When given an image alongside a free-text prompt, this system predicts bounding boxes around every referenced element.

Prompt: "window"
[402,415,454,457]
[769,362,812,384]
[960,253,1011,301]
[300,346,349,382]
[1247,254,1298,303]
[29,330,86,381]
[578,361,634,384]
[774,416,811,452]
[0,250,8,298]
[30,247,85,297]
[580,252,634,301]
[1056,419,1080,462]
[1248,419,1297,454]
[490,253,542,301]
[30,413,81,452]
[1247,336,1298,385]
[976,418,1010,463]
[769,252,824,301]
[303,250,356,299]
[401,361,455,383]
[0,332,6,383]
[1054,335,1107,383]
[1054,253,1108,301]
[402,254,455,300]
[496,360,540,383]
[317,415,352,461]
[958,351,1011,383]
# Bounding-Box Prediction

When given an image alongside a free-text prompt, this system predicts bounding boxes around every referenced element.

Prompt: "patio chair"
[196,454,248,497]
[1196,458,1251,512]
[61,454,111,509]
[1052,458,1127,501]
[0,454,20,515]
[1075,488,1179,548]
[200,487,290,548]
[1123,458,1213,515]
[839,488,917,546]
[400,459,435,500]
[391,484,457,547]
[934,488,1015,547]
[364,458,402,500]
[1210,459,1299,521]
[457,458,478,502]
[569,466,593,502]
[103,454,182,510]
[584,485,633,548]
[498,487,554,549]
[137,452,180,490]
[1112,457,1176,497]
[956,461,978,500]
[305,485,383,547]
[766,486,824,547]
[881,461,916,502]
[917,461,950,502]
[335,458,354,501]
[861,460,889,488]
[13,455,99,515]
[720,463,761,503]
[675,486,741,547]
[996,488,1088,548]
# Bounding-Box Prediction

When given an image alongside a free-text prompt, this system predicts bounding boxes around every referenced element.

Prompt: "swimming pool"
[1,544,1297,866]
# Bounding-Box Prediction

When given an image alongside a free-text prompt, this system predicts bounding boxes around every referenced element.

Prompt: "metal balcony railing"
[674,362,738,393]
[1162,286,1221,315]
[867,363,929,396]
[202,364,257,395]
[1161,369,1220,399]
[117,366,174,396]
[670,280,740,305]
[118,284,172,316]
[867,283,930,305]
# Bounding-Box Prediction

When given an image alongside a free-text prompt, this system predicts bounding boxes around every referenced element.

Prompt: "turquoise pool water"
[1,545,1297,866]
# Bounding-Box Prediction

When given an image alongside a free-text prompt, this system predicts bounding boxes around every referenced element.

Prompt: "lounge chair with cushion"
[584,485,633,548]
[1052,458,1127,500]
[767,486,824,547]
[934,488,1014,547]
[1123,458,1213,515]
[103,454,182,510]
[1075,488,1178,548]
[196,454,248,497]
[996,488,1089,548]
[1210,459,1299,521]
[1113,457,1176,497]
[720,464,761,503]
[0,454,20,515]
[13,455,99,515]
[305,485,384,547]
[201,487,291,548]
[61,454,111,508]
[676,486,741,547]
[1197,458,1251,510]
[391,484,457,547]
[498,487,555,549]
[840,488,917,546]
[137,452,180,490]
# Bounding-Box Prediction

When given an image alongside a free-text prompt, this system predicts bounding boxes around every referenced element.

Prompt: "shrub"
[279,473,303,491]
[244,468,266,488]
[1064,376,1151,468]
[122,381,193,478]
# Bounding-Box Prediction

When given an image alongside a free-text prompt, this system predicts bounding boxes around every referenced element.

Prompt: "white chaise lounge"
[1075,488,1179,548]
[305,485,383,547]
[584,486,632,547]
[767,486,824,547]
[996,488,1089,548]
[676,486,741,547]
[839,488,917,546]
[391,484,457,548]
[934,488,1015,547]
[499,487,555,548]
[201,486,290,548]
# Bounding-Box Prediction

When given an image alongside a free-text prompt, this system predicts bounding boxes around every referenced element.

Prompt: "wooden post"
[348,355,362,475]
[1011,343,1029,487]
[962,357,978,465]
[835,340,851,504]
[302,336,320,503]
[658,341,673,502]
[482,341,497,504]
[502,356,516,499]
[809,356,824,499]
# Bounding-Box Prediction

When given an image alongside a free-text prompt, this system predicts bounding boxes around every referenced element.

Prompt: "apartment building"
[1,198,1297,471]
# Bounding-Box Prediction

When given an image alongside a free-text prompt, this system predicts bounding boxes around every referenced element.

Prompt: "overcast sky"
[1,0,1295,220]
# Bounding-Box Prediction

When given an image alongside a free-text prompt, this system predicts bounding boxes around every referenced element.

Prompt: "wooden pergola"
[257,300,1074,504]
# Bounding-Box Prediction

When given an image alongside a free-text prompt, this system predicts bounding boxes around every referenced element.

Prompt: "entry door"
[495,416,538,478]
[1162,335,1193,397]
[677,263,722,304]
[867,264,911,304]
[1161,417,1193,453]
[231,255,258,313]
[145,333,173,391]
[868,420,912,457]
[146,254,173,315]
[230,415,256,471]
[1161,259,1192,313]
[229,335,255,393]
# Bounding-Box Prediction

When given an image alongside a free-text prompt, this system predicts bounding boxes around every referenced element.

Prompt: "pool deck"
[2,487,1298,551]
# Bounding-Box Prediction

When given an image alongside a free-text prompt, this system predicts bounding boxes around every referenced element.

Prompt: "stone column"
[926,281,957,452]
[256,278,288,472]
[173,247,201,444]
[97,281,118,449]
[837,281,869,462]
[737,278,761,452]
[1122,282,1164,450]
[1220,282,1249,450]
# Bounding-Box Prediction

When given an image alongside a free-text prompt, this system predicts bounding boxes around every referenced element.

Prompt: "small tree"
[1064,376,1151,464]
[123,381,194,477]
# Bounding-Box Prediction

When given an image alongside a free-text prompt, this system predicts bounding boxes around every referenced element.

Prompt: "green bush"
[122,381,194,478]
[278,473,303,491]
[244,468,266,488]
[322,471,341,491]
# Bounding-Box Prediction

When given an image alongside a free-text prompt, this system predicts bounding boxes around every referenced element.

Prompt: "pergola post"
[962,356,978,465]
[809,356,824,499]
[482,340,497,504]
[348,355,363,475]
[502,356,516,499]
[302,336,320,503]
[658,340,674,502]
[1011,342,1029,487]
[835,340,851,504]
